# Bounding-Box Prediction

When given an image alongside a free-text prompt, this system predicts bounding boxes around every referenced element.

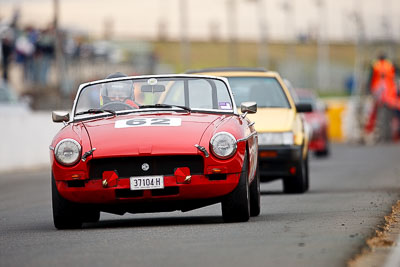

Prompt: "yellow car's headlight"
[258,132,294,145]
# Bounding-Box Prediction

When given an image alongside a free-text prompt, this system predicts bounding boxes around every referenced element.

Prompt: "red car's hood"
[83,113,221,157]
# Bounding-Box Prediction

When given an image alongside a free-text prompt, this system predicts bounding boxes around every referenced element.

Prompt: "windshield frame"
[71,74,238,122]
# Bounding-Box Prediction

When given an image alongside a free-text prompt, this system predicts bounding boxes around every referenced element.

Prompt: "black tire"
[283,153,308,194]
[82,210,100,223]
[304,153,310,192]
[221,152,250,222]
[52,175,83,229]
[315,149,329,157]
[249,165,261,217]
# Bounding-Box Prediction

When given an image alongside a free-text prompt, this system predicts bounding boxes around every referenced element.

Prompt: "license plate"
[130,176,164,190]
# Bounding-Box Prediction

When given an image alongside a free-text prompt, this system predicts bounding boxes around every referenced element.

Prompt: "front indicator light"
[211,168,222,173]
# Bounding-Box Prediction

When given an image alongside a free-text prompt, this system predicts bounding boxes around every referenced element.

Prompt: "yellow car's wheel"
[283,154,309,194]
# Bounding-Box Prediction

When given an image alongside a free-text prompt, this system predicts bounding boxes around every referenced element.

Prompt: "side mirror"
[52,111,70,123]
[295,103,313,113]
[241,102,257,114]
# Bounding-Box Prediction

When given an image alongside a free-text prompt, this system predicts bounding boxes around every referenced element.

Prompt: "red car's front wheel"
[221,152,251,222]
[52,175,100,229]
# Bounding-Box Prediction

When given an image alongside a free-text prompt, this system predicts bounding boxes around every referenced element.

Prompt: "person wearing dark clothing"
[1,28,15,81]
[36,28,55,85]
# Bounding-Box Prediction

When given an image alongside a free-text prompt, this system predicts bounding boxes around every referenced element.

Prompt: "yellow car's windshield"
[227,77,290,108]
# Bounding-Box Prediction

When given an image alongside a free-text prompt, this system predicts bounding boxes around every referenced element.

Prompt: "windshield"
[226,77,290,108]
[297,95,315,106]
[74,76,234,117]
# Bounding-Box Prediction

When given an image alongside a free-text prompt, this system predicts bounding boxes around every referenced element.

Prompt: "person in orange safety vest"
[364,52,399,141]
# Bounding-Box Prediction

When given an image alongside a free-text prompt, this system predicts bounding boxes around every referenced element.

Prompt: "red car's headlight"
[210,132,237,159]
[54,139,81,166]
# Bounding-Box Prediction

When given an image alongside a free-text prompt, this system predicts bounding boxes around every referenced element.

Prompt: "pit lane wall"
[0,111,62,173]
[0,100,351,173]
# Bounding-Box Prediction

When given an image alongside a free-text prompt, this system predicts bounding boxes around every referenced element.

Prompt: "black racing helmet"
[100,72,134,105]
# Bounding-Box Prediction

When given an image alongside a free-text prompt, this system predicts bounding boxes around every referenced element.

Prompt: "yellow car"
[186,68,312,193]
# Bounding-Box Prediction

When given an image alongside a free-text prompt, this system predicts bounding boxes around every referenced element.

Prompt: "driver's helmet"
[100,72,134,105]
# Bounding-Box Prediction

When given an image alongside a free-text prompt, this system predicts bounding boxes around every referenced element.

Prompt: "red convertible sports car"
[50,74,259,229]
[294,88,330,157]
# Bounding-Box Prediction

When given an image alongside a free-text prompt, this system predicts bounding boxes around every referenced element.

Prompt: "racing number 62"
[115,117,181,128]
[126,118,171,126]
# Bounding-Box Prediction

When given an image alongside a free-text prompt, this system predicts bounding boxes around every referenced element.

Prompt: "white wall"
[0,111,62,173]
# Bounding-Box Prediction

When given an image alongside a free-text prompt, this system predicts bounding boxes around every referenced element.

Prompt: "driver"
[100,72,139,108]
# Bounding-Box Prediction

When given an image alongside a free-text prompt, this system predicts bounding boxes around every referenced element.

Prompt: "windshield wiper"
[75,108,116,116]
[139,104,191,112]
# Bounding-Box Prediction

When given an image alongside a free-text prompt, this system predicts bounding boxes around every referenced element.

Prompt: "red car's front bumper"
[55,173,241,204]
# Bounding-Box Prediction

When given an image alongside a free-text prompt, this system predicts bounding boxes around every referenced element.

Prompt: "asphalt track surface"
[1,144,400,267]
